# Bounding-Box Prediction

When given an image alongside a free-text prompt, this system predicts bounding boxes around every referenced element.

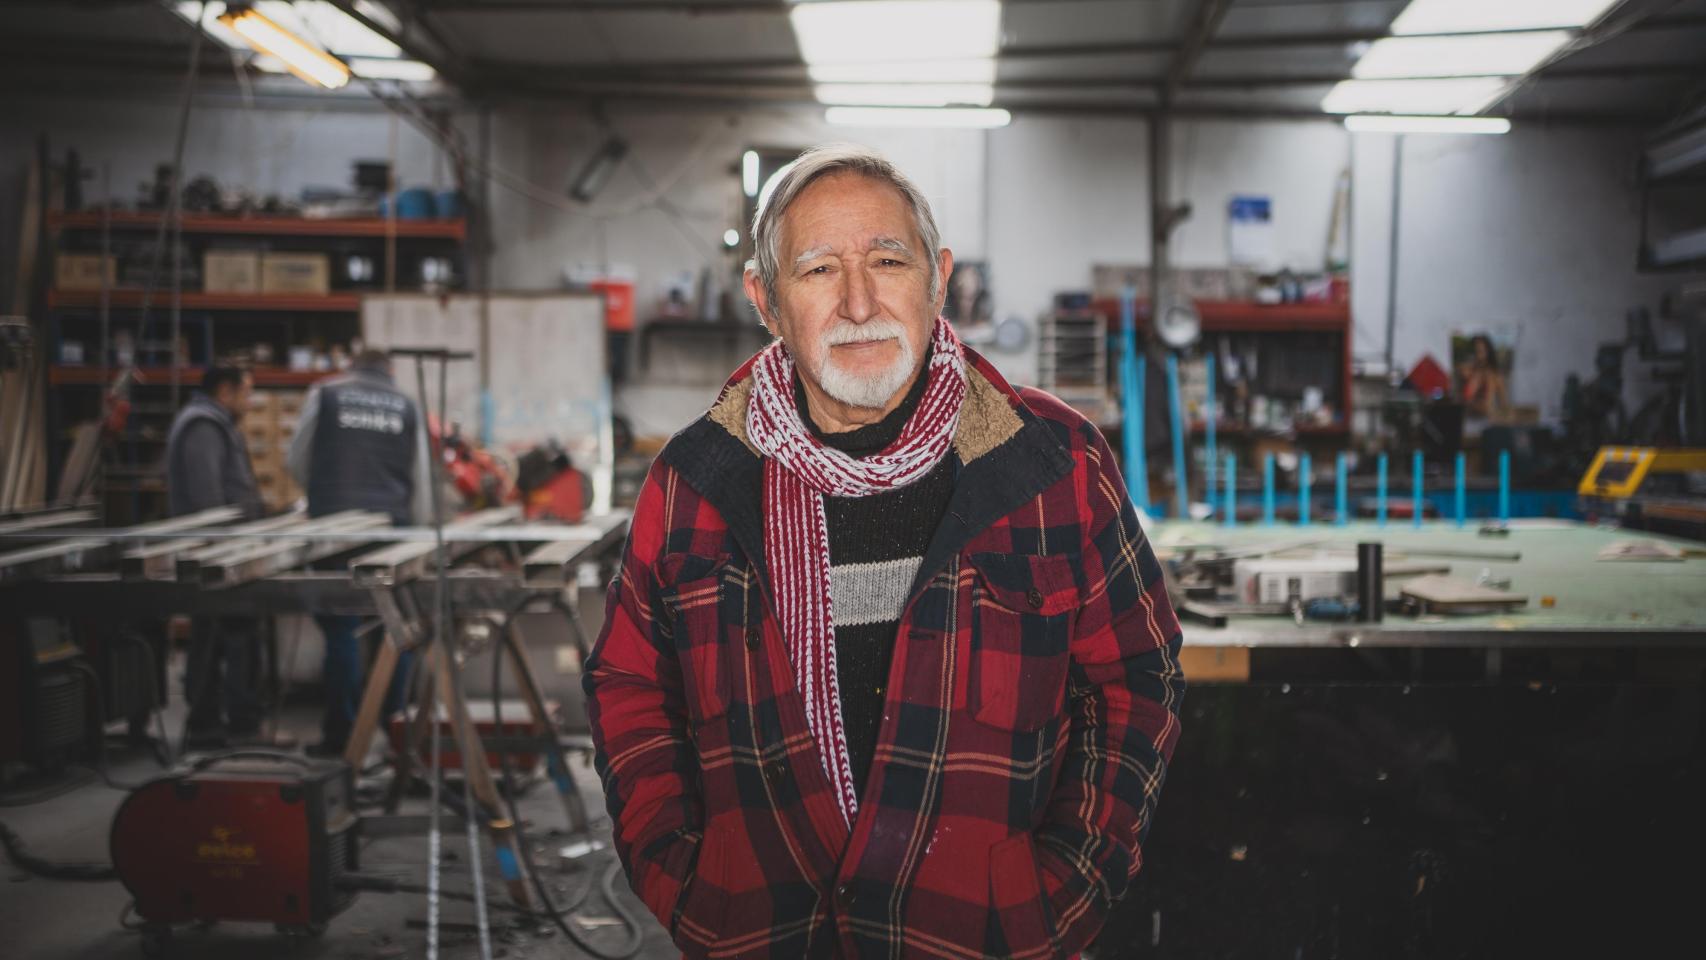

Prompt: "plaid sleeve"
[1034,423,1186,957]
[582,462,704,933]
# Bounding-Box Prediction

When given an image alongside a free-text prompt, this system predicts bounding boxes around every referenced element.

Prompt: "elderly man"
[584,145,1185,959]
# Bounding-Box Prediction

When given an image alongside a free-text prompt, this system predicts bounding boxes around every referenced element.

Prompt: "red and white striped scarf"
[745,317,966,826]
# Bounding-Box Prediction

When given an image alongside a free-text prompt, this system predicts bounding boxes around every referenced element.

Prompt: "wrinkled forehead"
[777,172,921,261]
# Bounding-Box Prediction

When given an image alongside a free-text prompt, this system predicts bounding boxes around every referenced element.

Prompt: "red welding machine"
[109,753,359,942]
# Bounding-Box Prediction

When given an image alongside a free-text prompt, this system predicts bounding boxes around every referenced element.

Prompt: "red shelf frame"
[48,289,363,312]
[47,211,466,240]
[50,365,328,387]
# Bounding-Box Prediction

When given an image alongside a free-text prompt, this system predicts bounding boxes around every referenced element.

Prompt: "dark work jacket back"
[307,368,418,525]
[165,393,264,520]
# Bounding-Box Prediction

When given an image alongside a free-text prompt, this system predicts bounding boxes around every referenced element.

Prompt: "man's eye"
[877,258,903,267]
[807,265,831,275]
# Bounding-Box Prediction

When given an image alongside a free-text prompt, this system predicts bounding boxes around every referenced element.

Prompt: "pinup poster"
[1451,331,1514,417]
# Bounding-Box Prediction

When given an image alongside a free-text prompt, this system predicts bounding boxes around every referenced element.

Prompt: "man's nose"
[839,262,879,324]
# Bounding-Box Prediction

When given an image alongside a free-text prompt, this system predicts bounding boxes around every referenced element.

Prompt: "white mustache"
[823,320,904,347]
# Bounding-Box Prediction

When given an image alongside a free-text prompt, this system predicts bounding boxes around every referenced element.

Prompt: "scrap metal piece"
[0,506,243,583]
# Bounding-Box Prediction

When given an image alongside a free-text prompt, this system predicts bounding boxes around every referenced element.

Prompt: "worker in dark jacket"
[165,364,272,747]
[288,349,433,756]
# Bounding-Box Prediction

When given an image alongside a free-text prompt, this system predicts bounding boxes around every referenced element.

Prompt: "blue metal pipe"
[1166,353,1187,521]
[1299,454,1312,525]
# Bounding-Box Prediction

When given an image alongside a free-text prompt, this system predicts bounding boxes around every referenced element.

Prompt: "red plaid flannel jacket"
[585,348,1185,959]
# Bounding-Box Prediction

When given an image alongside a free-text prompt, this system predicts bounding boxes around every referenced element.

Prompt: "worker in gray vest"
[289,349,433,756]
[165,364,274,748]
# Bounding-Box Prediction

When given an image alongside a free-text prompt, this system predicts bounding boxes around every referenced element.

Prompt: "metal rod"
[1413,449,1424,528]
[1356,542,1383,623]
[1299,454,1311,526]
[1166,352,1187,520]
[1335,452,1348,526]
[1377,453,1388,526]
[1383,134,1404,377]
[1223,453,1236,527]
[1455,452,1467,528]
[1262,453,1275,526]
[1204,352,1216,513]
[1120,287,1146,510]
[1499,450,1511,525]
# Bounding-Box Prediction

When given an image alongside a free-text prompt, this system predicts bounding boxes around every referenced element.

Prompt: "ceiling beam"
[1483,0,1690,114]
[1164,0,1236,103]
[320,0,477,91]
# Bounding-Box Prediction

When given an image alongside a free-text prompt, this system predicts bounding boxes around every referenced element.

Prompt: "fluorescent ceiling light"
[353,0,402,35]
[1320,77,1508,115]
[1352,31,1570,78]
[790,1,999,63]
[1345,114,1511,134]
[825,106,1012,128]
[1390,0,1620,34]
[742,150,761,197]
[347,58,436,82]
[219,6,351,89]
[257,1,399,58]
[808,59,997,85]
[815,83,995,107]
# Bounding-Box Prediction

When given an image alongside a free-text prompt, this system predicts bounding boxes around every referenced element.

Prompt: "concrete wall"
[3,89,1690,438]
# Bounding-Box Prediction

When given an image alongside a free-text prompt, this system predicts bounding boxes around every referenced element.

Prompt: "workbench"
[1153,519,1706,650]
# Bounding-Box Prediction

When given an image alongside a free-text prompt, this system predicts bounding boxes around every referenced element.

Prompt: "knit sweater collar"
[796,348,932,459]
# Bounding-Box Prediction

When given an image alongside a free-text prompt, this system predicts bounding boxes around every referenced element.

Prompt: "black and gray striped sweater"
[798,370,953,801]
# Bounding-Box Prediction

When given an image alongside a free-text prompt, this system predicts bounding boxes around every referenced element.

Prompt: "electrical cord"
[0,820,116,882]
[491,602,643,960]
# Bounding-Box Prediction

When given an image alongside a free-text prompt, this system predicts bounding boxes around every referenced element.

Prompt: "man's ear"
[743,268,781,337]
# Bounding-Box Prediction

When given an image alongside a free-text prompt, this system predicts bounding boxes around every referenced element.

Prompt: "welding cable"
[490,603,643,960]
[0,821,116,882]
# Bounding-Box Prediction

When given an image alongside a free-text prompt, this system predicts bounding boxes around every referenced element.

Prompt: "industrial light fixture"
[815,84,994,107]
[1351,31,1570,79]
[569,137,629,203]
[1321,77,1508,115]
[1389,0,1621,35]
[825,106,1012,128]
[347,57,436,82]
[742,150,760,198]
[219,4,351,89]
[790,1,1003,111]
[1344,115,1512,135]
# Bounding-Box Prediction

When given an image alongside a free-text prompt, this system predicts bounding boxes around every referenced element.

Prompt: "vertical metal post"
[1412,449,1424,528]
[1499,449,1511,526]
[1384,134,1404,377]
[1222,454,1237,527]
[1455,452,1466,528]
[1120,288,1146,511]
[1166,353,1187,520]
[1262,453,1275,526]
[1204,352,1217,513]
[1299,453,1311,525]
[1377,453,1388,526]
[1336,451,1348,526]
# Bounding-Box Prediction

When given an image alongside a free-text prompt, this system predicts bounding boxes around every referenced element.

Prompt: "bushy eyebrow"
[792,237,914,270]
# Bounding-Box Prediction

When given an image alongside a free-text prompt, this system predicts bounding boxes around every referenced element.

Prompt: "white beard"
[811,318,918,409]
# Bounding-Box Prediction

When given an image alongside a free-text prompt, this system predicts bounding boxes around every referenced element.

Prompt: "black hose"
[0,821,116,882]
[491,602,642,960]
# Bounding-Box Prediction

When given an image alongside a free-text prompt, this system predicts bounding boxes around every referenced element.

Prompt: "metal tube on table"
[1499,449,1511,525]
[1204,353,1217,515]
[1262,453,1275,526]
[1299,454,1312,525]
[1356,541,1384,623]
[1455,452,1467,528]
[1412,449,1424,528]
[1377,453,1389,526]
[1336,452,1348,526]
[1166,353,1187,521]
[1223,453,1237,527]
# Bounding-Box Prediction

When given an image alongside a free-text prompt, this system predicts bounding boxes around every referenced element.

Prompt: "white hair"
[748,143,943,313]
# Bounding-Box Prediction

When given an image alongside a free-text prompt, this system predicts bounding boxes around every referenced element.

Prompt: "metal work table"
[1152,519,1706,649]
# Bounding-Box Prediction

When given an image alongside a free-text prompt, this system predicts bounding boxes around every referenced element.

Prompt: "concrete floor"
[0,677,678,960]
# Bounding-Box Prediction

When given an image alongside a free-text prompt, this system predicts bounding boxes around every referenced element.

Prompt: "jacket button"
[836,882,855,906]
[764,761,786,786]
[744,626,762,650]
[1026,588,1045,609]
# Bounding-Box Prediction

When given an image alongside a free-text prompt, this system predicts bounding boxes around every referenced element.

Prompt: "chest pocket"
[656,554,741,723]
[967,552,1078,732]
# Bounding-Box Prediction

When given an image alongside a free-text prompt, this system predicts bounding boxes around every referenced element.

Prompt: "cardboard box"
[260,252,331,295]
[55,254,117,291]
[204,249,261,294]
